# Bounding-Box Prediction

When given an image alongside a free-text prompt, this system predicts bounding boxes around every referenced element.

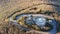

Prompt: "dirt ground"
[0,0,60,34]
